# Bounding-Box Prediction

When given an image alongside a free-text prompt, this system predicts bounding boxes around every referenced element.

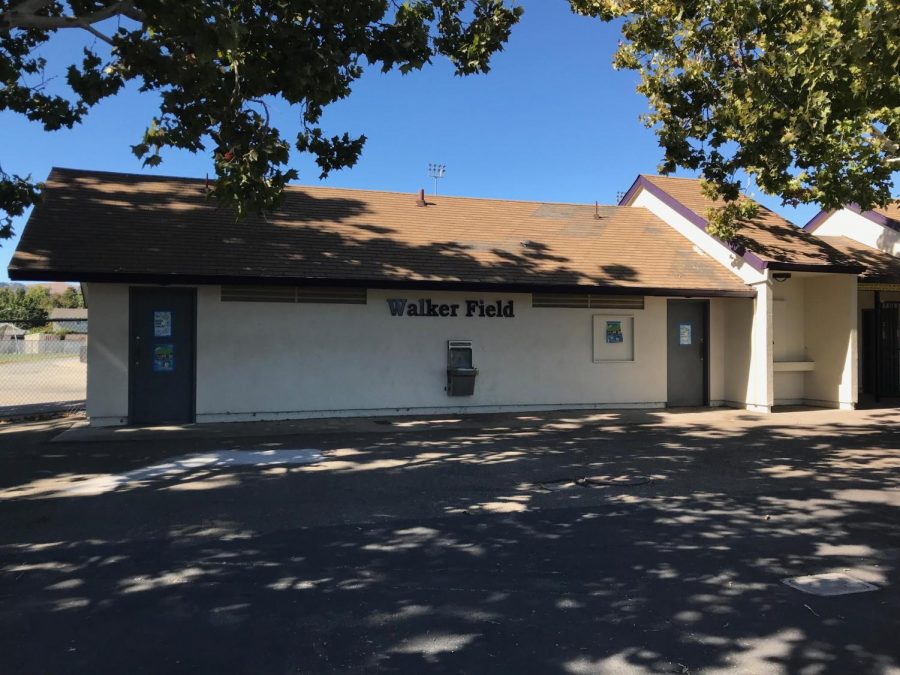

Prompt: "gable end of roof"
[623,175,864,275]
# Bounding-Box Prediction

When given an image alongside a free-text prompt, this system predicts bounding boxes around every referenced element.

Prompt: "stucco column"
[746,277,774,412]
[838,275,858,410]
[803,274,858,410]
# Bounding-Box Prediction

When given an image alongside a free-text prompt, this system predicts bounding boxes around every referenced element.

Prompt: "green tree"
[24,283,52,310]
[0,0,522,239]
[570,0,899,238]
[0,286,49,328]
[55,286,85,308]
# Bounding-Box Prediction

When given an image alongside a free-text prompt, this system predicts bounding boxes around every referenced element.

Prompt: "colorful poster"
[606,320,624,343]
[154,311,172,337]
[679,323,692,345]
[153,344,174,372]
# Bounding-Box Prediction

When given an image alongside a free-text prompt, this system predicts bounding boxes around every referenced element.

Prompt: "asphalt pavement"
[0,407,898,674]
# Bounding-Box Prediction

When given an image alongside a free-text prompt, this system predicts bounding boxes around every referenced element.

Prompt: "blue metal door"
[129,287,196,424]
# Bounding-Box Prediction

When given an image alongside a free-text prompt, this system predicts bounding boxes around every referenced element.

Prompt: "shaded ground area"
[0,357,86,417]
[0,407,898,674]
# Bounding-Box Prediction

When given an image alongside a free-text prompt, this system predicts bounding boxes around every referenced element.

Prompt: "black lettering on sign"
[387,298,515,318]
[387,299,407,316]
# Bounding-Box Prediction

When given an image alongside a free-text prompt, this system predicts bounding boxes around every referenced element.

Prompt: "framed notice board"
[592,315,635,362]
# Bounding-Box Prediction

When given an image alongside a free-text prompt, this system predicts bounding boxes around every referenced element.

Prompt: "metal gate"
[862,302,900,399]
[879,303,900,397]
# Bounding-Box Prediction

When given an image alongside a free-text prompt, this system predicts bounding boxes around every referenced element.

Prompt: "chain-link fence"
[0,336,87,418]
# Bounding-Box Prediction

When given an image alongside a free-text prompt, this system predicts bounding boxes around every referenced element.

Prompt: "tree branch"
[871,126,900,162]
[6,0,55,15]
[79,21,114,44]
[0,1,144,37]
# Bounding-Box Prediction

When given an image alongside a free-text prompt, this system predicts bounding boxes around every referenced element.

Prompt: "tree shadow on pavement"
[0,408,898,674]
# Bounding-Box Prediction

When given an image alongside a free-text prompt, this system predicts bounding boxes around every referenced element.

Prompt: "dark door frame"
[702,299,710,405]
[128,286,198,425]
[875,290,881,402]
[666,299,710,407]
[878,299,900,399]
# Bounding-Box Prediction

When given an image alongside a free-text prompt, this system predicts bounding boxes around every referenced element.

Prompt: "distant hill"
[0,281,74,293]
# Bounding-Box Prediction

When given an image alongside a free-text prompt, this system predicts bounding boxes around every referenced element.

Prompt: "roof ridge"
[639,173,702,182]
[48,166,622,209]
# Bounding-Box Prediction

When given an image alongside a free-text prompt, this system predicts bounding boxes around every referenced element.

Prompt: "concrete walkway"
[53,404,875,443]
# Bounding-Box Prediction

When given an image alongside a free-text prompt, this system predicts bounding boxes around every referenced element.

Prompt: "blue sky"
[0,2,822,282]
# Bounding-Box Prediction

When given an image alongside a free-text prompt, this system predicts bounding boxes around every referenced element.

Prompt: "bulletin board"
[592,315,634,362]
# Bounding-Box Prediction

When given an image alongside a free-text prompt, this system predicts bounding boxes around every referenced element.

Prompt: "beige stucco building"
[8,168,878,426]
[804,202,900,400]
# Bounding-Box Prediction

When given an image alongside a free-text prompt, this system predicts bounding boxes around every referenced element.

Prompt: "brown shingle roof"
[8,168,754,297]
[815,236,900,284]
[632,175,863,273]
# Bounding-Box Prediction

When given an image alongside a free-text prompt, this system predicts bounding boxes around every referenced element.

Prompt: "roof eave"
[617,175,646,207]
[860,276,900,285]
[802,209,833,232]
[764,261,866,275]
[7,268,756,298]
